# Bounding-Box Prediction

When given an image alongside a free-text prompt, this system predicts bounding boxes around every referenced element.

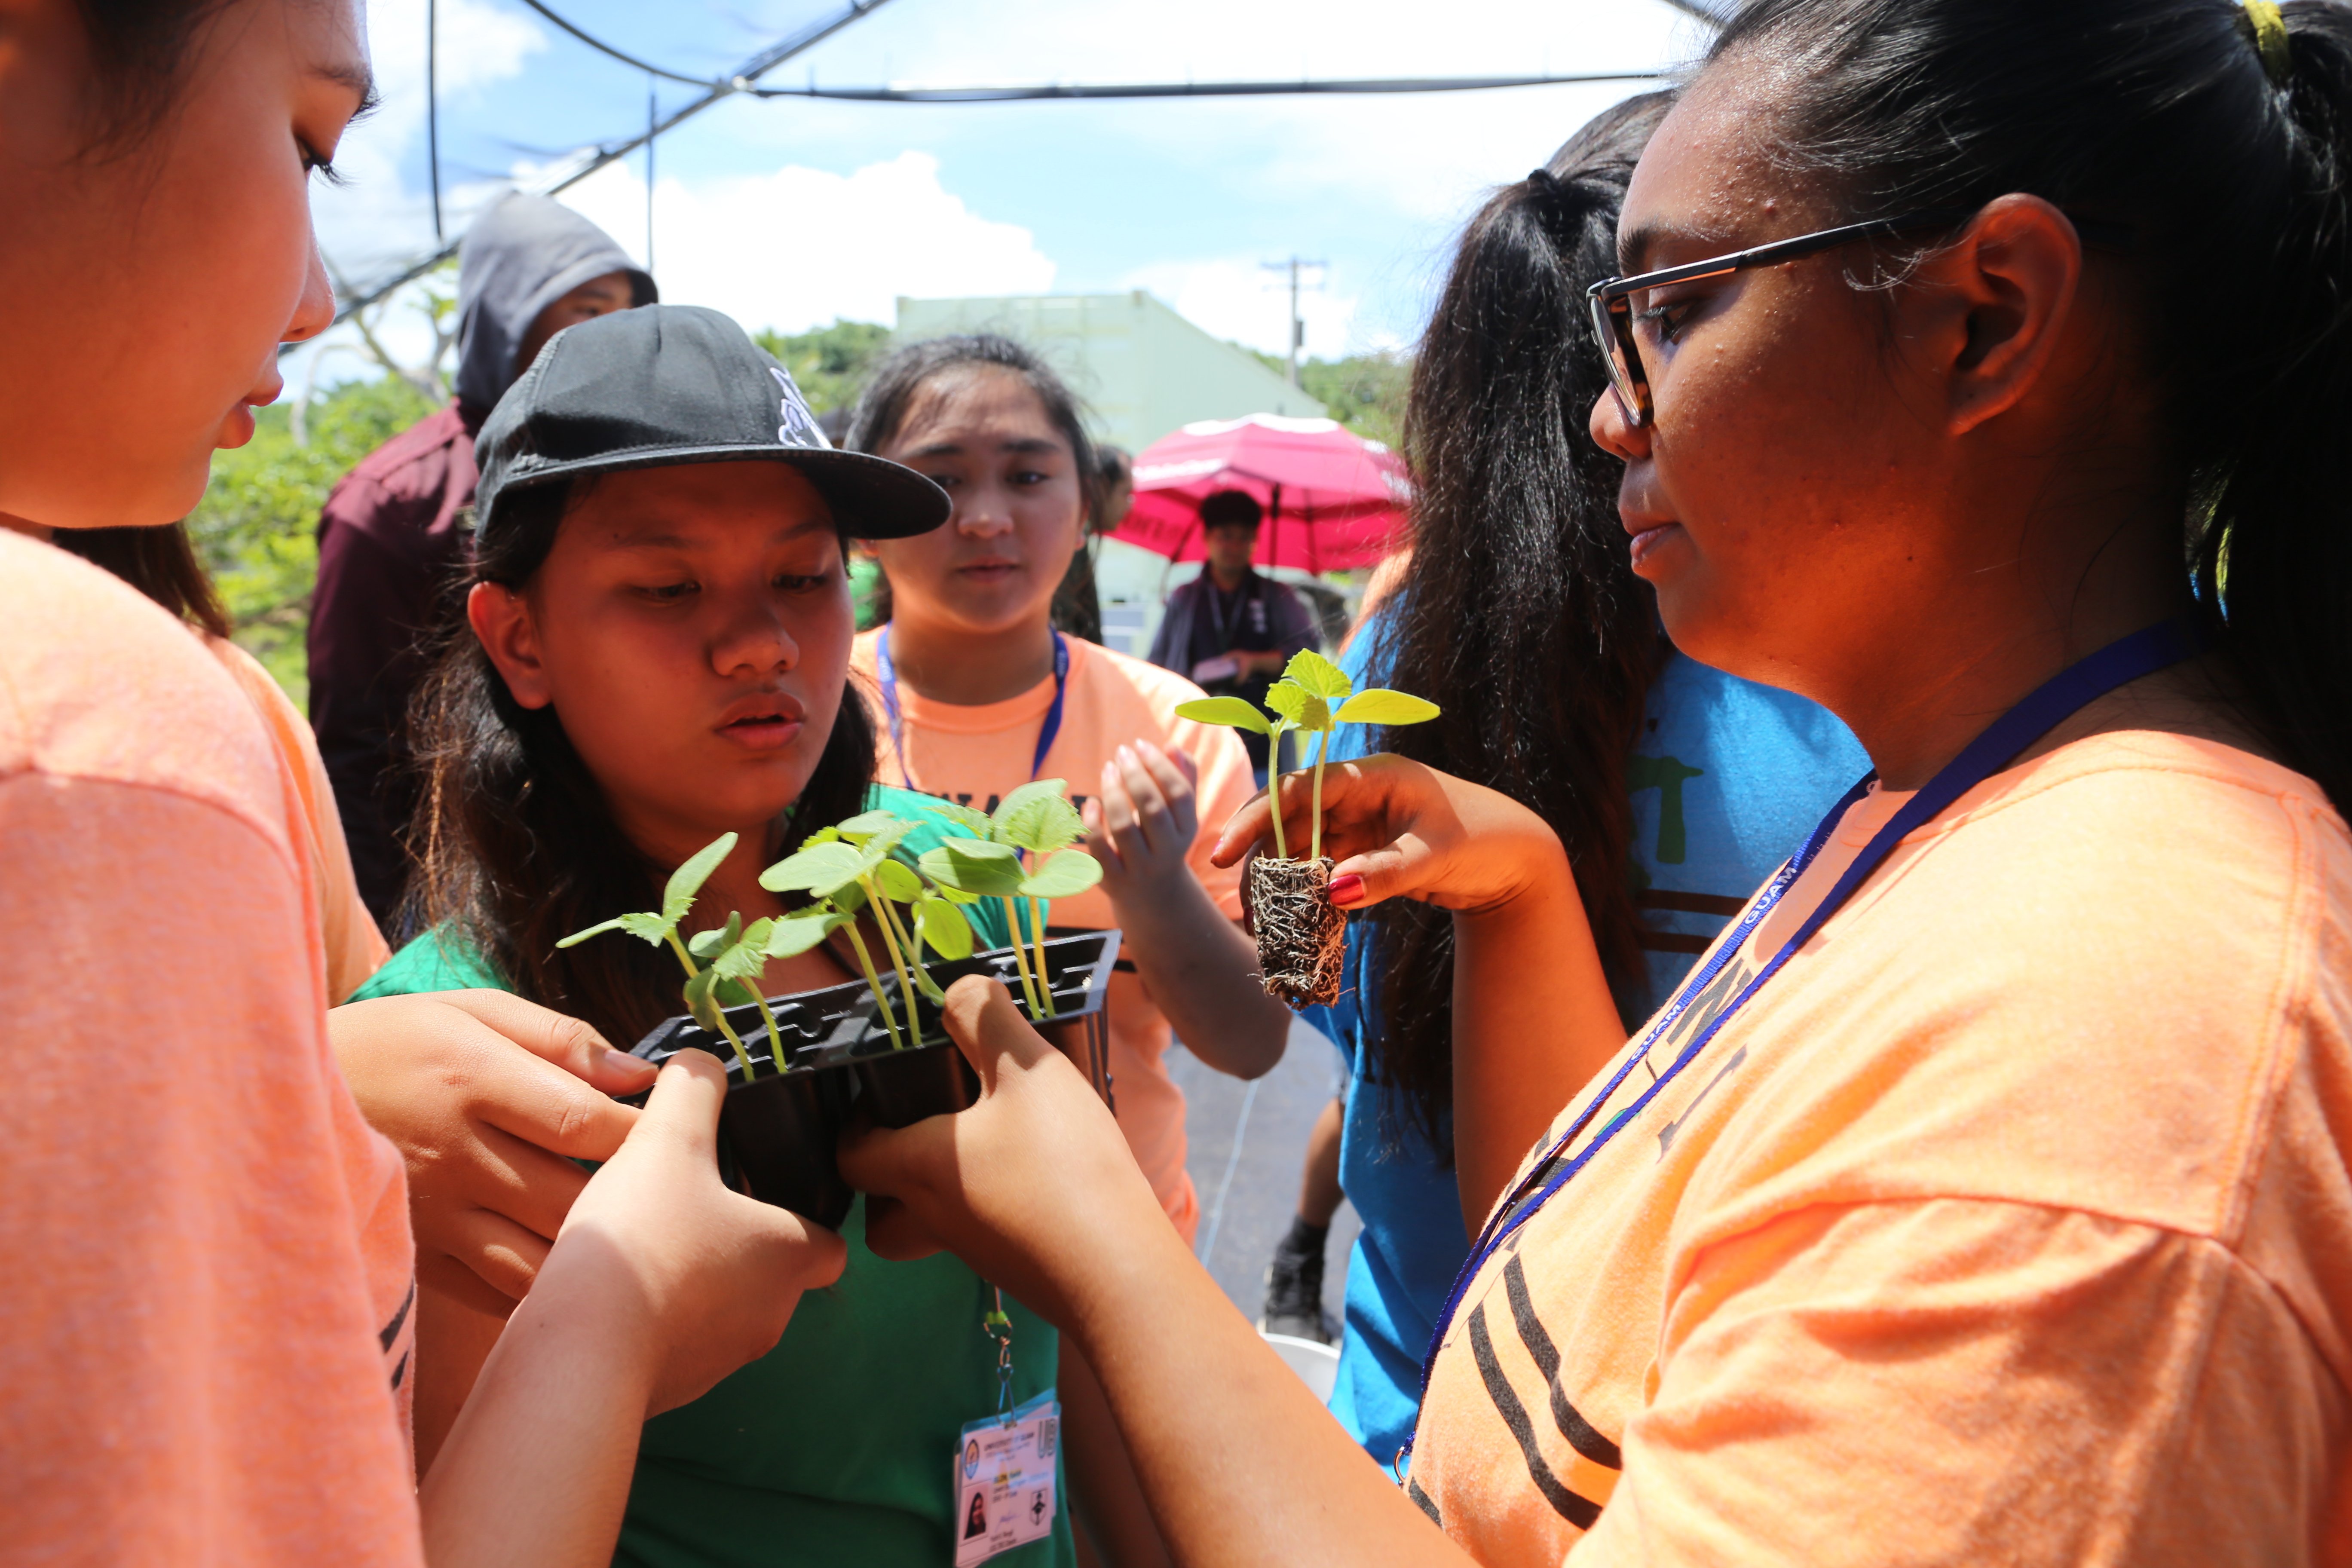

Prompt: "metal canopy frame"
[318,0,1706,334]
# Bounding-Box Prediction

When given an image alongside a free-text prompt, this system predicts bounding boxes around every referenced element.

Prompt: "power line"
[510,0,726,88]
[749,68,1670,103]
[309,0,898,336]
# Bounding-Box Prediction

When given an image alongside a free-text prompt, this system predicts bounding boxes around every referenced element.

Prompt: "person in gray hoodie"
[308,194,654,925]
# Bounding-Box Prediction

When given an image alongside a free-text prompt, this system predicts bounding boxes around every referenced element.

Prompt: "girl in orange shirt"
[0,4,840,1564]
[842,1,2352,1564]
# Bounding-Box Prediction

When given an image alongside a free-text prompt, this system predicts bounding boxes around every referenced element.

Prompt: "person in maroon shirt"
[309,193,653,923]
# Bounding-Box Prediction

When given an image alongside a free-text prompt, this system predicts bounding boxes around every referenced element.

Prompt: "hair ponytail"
[2188,2,2352,812]
[402,482,878,1047]
[1366,91,1674,1155]
[1708,0,2352,814]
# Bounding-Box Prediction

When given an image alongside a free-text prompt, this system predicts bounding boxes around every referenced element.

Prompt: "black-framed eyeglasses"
[1586,207,2132,426]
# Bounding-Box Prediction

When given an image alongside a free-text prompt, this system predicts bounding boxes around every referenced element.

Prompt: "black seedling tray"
[624,930,1121,1225]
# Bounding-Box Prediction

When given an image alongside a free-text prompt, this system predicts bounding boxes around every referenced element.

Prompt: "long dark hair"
[1364,92,1675,1154]
[403,481,877,1048]
[55,521,233,637]
[844,334,1099,624]
[1703,0,2352,814]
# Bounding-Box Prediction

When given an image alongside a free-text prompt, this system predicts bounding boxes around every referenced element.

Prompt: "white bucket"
[1261,1331,1341,1403]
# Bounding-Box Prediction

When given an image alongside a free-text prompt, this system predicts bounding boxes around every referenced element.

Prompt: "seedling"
[918,780,1103,1021]
[557,832,775,1077]
[760,809,986,1049]
[1176,652,1439,1005]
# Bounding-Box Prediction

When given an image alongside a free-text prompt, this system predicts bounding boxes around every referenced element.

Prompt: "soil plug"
[1179,654,1438,1007]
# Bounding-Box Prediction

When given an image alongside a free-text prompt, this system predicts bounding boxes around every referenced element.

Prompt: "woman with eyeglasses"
[839,0,2352,1562]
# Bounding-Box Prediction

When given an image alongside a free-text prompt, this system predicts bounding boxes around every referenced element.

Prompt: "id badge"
[952,1387,1060,1566]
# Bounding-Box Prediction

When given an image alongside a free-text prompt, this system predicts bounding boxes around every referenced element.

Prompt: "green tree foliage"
[752,320,893,415]
[1244,349,1410,448]
[185,376,440,708]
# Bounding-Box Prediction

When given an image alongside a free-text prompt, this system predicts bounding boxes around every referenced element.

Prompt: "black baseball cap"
[472,303,948,539]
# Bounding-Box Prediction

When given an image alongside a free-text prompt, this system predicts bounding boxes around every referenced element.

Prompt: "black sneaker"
[1260,1237,1334,1344]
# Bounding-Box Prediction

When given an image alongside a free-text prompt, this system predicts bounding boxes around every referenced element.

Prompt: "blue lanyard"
[1409,619,2205,1436]
[875,628,1069,791]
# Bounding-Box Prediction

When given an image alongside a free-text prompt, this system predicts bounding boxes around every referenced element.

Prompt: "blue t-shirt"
[1300,624,1869,1466]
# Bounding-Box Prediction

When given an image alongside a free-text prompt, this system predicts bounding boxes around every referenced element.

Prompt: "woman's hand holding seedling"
[1210,751,1626,1231]
[1210,752,1569,915]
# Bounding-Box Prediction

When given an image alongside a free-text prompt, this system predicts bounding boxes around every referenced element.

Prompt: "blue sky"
[304,0,1712,383]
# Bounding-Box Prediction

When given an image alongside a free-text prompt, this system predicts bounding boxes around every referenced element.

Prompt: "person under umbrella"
[1145,488,1320,777]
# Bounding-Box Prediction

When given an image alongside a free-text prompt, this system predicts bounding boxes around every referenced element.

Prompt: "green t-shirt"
[355,787,1072,1568]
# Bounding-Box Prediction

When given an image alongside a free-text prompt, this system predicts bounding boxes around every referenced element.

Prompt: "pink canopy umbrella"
[1113,413,1411,573]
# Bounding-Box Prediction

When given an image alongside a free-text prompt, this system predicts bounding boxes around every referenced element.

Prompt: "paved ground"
[1167,1017,1360,1332]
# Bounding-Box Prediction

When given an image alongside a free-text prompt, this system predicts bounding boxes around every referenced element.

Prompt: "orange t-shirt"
[206,637,391,1002]
[0,533,421,1565]
[1411,732,2352,1565]
[850,630,1256,1241]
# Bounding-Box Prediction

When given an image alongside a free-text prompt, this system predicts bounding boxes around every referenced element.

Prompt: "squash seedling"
[760,810,986,1049]
[1177,652,1439,1005]
[557,832,776,1078]
[918,779,1104,1020]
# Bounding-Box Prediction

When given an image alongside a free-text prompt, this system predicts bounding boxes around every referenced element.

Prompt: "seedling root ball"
[1251,855,1345,1008]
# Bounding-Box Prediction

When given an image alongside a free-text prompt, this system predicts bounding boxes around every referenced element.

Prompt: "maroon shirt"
[307,401,484,923]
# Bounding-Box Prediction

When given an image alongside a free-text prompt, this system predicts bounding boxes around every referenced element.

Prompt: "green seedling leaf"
[832,880,870,915]
[934,883,981,905]
[1284,649,1353,702]
[874,859,924,902]
[714,977,758,1008]
[998,792,1084,855]
[836,808,904,839]
[917,896,976,960]
[1174,696,1273,735]
[686,911,744,965]
[1263,680,1309,725]
[921,842,1027,898]
[760,840,864,897]
[1335,689,1442,726]
[682,965,724,1030]
[1017,848,1104,900]
[663,833,738,924]
[712,918,773,983]
[990,779,1070,839]
[763,908,846,960]
[555,909,674,949]
[925,802,995,839]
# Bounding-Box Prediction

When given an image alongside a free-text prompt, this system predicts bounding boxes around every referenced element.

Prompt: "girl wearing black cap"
[341,304,1081,1567]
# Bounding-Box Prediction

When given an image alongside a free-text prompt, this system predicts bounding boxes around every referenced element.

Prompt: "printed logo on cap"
[771,367,829,449]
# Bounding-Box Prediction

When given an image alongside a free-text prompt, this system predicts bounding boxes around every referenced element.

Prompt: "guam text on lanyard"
[1400,619,2204,1476]
[877,628,1069,794]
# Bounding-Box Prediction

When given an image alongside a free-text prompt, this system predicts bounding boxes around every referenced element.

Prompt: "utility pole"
[1262,257,1325,387]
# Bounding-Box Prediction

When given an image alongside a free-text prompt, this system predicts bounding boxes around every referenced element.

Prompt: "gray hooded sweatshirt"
[309,193,655,923]
[452,193,657,410]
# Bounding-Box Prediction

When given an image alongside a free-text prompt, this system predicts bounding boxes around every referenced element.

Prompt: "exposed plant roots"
[1250,855,1345,1008]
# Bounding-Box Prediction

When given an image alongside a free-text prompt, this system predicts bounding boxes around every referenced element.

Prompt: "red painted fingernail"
[1328,873,1366,906]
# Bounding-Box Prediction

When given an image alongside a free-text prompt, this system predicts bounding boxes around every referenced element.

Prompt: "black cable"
[427,0,442,241]
[749,68,1669,102]
[511,0,723,87]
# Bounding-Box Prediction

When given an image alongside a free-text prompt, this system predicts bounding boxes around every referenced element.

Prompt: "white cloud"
[1115,257,1367,361]
[309,0,547,277]
[551,151,1057,336]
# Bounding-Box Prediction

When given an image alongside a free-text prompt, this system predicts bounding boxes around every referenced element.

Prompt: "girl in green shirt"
[342,305,1074,1568]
